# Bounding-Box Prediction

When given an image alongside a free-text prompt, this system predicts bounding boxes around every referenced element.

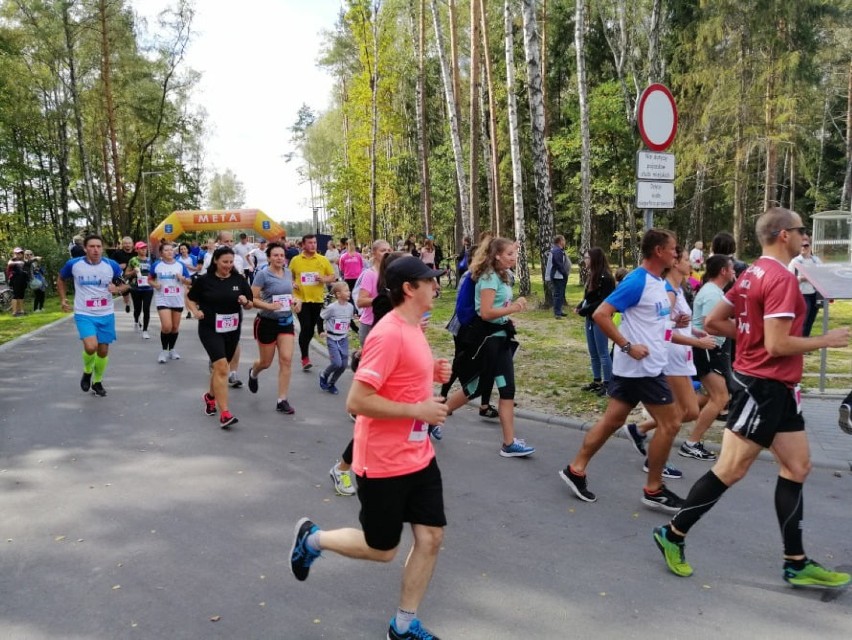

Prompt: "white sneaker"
[157,350,168,364]
[169,350,180,360]
[142,331,151,339]
[329,462,355,496]
[134,323,141,332]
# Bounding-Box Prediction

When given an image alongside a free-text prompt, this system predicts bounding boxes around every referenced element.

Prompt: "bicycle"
[0,286,12,313]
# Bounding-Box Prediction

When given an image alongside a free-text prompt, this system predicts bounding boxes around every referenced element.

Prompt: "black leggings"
[296,301,324,358]
[131,289,154,330]
[475,337,516,401]
[32,288,45,311]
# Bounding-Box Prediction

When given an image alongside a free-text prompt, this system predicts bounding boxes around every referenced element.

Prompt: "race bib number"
[408,420,429,442]
[272,294,292,311]
[300,272,319,285]
[163,285,181,296]
[215,313,239,333]
[85,297,110,309]
[793,384,802,414]
[664,321,674,342]
[137,275,149,287]
[333,319,349,333]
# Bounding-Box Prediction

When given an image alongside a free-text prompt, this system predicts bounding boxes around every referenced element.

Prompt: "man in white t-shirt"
[559,229,686,513]
[232,232,253,279]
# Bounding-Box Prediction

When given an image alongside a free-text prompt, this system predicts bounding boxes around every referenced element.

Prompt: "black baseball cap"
[386,256,444,289]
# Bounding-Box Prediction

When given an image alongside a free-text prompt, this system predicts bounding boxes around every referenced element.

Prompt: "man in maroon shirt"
[652,207,851,589]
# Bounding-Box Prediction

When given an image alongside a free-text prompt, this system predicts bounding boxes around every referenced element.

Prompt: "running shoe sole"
[641,494,682,513]
[290,517,318,581]
[621,424,647,456]
[220,415,238,429]
[500,447,535,458]
[558,469,597,502]
[839,404,852,435]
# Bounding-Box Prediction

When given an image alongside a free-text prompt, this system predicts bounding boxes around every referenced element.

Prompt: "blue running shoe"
[387,617,440,640]
[428,425,443,440]
[290,517,321,581]
[318,373,329,391]
[643,458,683,479]
[499,438,535,458]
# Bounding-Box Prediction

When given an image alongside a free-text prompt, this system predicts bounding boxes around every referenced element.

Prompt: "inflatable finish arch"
[149,209,286,243]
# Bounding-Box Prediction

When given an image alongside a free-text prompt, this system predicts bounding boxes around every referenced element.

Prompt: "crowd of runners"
[53,207,852,640]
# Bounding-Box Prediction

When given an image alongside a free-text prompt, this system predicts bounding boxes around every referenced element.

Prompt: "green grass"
[0,295,66,344]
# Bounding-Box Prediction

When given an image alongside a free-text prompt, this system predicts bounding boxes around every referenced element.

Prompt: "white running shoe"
[169,350,180,360]
[142,331,151,340]
[157,350,168,363]
[329,462,355,496]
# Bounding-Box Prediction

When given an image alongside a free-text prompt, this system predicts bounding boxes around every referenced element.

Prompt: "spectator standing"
[325,240,341,281]
[689,241,705,271]
[576,247,615,395]
[23,250,46,313]
[545,235,570,318]
[338,240,365,294]
[7,248,28,316]
[788,234,822,337]
[69,236,85,258]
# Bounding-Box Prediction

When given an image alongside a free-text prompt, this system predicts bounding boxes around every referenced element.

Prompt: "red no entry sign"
[637,84,678,152]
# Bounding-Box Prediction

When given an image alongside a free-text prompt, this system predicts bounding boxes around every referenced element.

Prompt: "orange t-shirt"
[352,310,436,478]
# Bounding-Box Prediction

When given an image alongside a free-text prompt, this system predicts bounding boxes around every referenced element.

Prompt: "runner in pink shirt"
[290,256,450,639]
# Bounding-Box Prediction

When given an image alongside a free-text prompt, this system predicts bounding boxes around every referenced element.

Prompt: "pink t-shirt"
[352,310,436,478]
[339,251,364,280]
[356,268,379,325]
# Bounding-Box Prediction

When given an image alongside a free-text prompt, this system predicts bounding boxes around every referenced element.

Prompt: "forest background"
[2,0,852,291]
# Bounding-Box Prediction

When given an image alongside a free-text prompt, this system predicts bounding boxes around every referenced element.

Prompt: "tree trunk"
[505,0,529,296]
[480,0,502,234]
[841,58,852,211]
[62,0,98,233]
[369,2,380,241]
[99,0,125,235]
[469,0,482,239]
[521,0,555,299]
[763,66,777,212]
[575,0,592,256]
[417,0,432,234]
[479,66,496,234]
[733,38,747,252]
[431,0,471,239]
[647,0,663,84]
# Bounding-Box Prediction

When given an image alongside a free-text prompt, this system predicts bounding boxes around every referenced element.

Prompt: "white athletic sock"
[395,609,416,633]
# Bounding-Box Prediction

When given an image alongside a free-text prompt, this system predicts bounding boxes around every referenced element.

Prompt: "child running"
[319,282,355,395]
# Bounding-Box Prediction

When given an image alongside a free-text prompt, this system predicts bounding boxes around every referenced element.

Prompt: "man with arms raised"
[653,207,851,588]
[290,256,450,640]
[57,234,130,397]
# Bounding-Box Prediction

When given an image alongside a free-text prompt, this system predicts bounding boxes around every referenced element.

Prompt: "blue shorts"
[75,314,117,344]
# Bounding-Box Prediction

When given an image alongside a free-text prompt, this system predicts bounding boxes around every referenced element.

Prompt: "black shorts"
[253,315,295,344]
[156,305,184,312]
[355,457,446,551]
[11,276,28,298]
[693,345,730,379]
[607,374,673,407]
[726,372,804,448]
[198,323,241,363]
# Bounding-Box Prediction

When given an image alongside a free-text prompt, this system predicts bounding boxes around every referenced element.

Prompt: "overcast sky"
[136,0,341,224]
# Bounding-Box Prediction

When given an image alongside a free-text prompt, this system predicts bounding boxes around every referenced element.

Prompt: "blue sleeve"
[181,264,191,278]
[107,258,122,279]
[604,269,645,312]
[150,260,161,278]
[191,256,198,267]
[59,258,78,279]
[664,281,675,293]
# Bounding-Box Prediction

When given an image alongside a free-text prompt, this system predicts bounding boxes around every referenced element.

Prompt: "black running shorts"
[355,457,446,551]
[156,305,184,312]
[693,345,730,379]
[253,315,295,344]
[198,323,241,363]
[726,372,804,448]
[607,374,673,407]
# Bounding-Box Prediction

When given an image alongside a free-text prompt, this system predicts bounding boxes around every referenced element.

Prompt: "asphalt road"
[1,307,850,639]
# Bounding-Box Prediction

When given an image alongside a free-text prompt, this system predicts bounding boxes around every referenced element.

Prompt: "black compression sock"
[169,332,179,350]
[671,470,729,535]
[775,476,805,557]
[161,332,169,350]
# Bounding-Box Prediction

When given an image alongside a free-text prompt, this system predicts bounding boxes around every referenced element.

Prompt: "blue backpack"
[454,271,477,327]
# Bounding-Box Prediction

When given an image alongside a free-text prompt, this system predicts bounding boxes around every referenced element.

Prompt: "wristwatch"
[620,342,632,354]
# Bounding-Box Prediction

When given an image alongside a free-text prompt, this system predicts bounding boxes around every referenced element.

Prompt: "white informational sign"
[636,152,675,181]
[636,181,675,209]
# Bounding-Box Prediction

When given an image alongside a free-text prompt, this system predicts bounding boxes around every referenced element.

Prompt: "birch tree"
[575,0,592,256]
[505,0,529,295]
[521,0,555,292]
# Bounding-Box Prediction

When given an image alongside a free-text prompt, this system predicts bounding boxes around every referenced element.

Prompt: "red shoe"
[203,393,217,416]
[220,411,238,429]
[301,357,312,371]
